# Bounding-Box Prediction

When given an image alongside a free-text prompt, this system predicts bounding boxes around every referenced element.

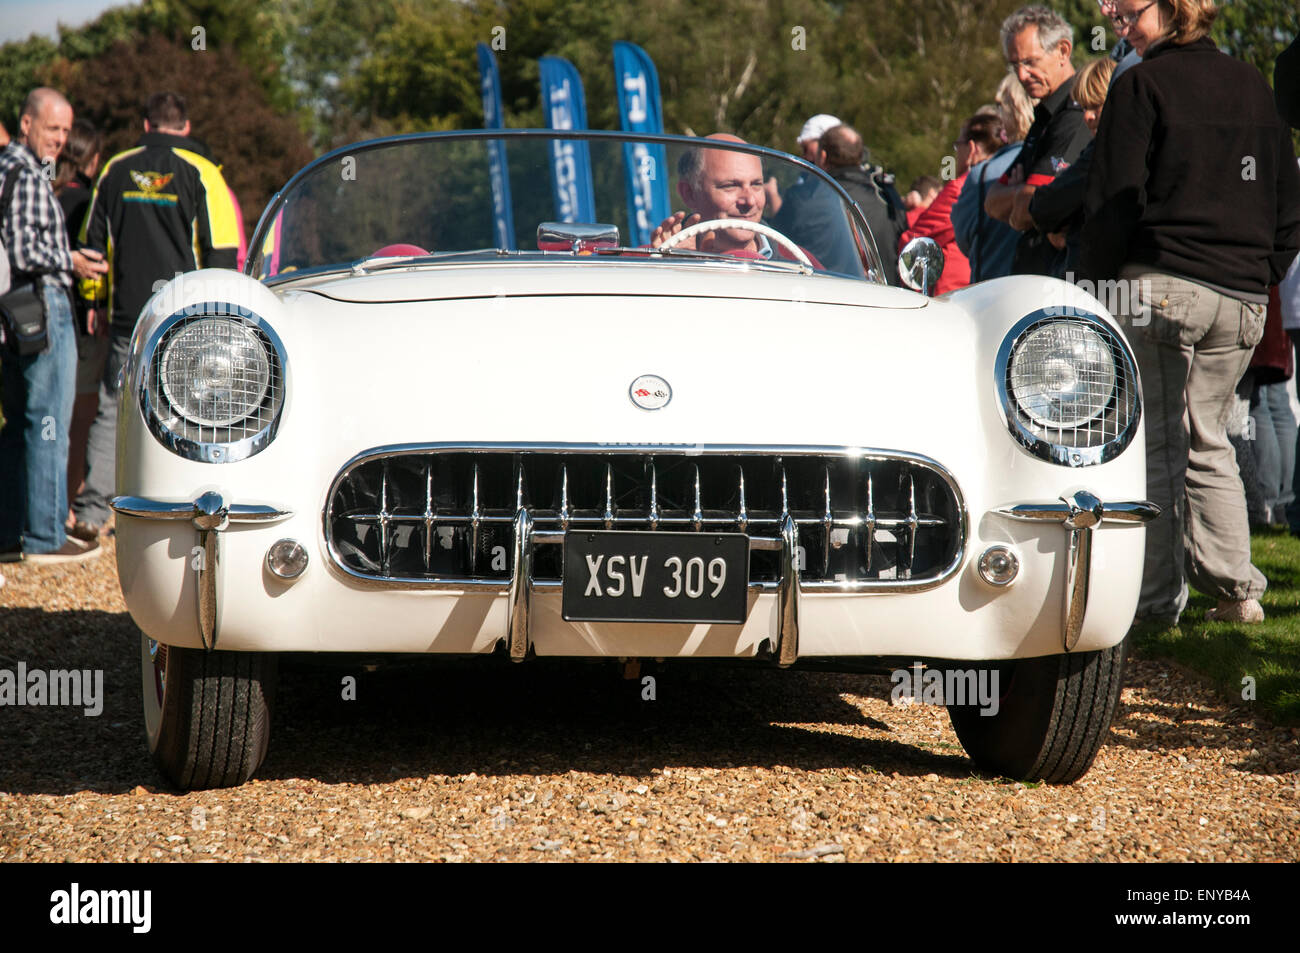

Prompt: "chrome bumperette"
[110,492,293,650]
[137,304,288,464]
[995,490,1159,651]
[995,309,1141,468]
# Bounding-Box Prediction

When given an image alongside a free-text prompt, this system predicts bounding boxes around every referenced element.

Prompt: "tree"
[63,35,313,233]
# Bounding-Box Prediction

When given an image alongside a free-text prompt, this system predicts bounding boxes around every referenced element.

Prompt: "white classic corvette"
[111,131,1156,789]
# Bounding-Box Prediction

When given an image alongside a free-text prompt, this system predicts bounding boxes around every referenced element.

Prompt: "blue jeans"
[1248,379,1296,524]
[0,281,76,553]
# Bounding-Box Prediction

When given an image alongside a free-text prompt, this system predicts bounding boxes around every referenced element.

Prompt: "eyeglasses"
[1111,0,1155,29]
[1006,50,1050,72]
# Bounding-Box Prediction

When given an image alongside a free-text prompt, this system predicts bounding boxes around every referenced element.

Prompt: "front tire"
[141,632,276,789]
[946,637,1128,783]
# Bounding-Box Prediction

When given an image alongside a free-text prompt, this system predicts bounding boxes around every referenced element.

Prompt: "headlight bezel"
[995,309,1140,467]
[139,303,288,463]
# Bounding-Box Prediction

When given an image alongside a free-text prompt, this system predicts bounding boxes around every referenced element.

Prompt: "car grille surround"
[325,445,966,592]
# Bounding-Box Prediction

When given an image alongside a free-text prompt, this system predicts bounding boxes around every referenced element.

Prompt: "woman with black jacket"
[1080,0,1300,626]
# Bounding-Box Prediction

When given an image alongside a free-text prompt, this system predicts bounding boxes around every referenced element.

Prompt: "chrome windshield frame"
[246,128,888,286]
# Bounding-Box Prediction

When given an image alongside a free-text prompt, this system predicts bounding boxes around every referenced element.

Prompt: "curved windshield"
[248,130,885,283]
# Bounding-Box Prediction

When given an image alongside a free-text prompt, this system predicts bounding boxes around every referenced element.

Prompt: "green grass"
[1129,527,1300,726]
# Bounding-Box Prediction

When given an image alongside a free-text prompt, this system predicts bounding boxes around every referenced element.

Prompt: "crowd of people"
[649,0,1299,628]
[1,89,241,586]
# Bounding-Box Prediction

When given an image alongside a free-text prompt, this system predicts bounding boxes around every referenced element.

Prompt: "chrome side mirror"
[898,237,945,295]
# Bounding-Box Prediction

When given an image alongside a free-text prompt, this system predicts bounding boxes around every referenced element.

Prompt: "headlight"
[160,319,271,427]
[996,311,1139,467]
[141,306,287,463]
[1008,323,1115,428]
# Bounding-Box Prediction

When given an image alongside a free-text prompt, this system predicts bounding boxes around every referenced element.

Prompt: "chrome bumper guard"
[995,491,1159,651]
[110,493,293,650]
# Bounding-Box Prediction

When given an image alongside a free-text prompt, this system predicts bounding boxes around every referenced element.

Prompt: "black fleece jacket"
[1080,37,1300,297]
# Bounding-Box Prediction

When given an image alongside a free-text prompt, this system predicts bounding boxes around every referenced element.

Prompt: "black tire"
[141,632,276,790]
[946,636,1128,783]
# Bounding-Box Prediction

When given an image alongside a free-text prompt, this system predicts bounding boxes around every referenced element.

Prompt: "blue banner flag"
[613,42,670,247]
[538,56,597,224]
[476,43,516,249]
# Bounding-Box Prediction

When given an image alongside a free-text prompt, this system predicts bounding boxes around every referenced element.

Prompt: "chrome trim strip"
[994,490,1158,651]
[994,309,1142,468]
[110,495,292,523]
[322,443,969,595]
[136,304,289,465]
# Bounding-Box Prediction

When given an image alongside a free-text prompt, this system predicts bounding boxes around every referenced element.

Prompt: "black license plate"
[562,531,750,624]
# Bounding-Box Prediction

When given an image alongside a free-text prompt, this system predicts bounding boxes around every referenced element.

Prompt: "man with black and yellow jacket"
[70,91,241,538]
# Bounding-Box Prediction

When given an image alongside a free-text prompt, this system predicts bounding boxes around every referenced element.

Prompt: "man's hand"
[1010,187,1037,231]
[1047,230,1067,251]
[85,308,106,336]
[650,211,702,250]
[71,248,108,281]
[984,165,1034,226]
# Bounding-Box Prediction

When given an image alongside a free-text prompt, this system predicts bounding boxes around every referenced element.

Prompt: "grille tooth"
[736,464,748,533]
[558,465,570,531]
[603,463,615,529]
[327,449,962,587]
[646,458,659,530]
[468,461,481,571]
[691,465,703,532]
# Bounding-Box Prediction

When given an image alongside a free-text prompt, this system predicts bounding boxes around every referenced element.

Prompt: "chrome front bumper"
[113,487,1155,659]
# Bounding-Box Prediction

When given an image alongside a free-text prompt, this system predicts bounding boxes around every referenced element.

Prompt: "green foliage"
[2,0,1296,192]
[0,34,58,133]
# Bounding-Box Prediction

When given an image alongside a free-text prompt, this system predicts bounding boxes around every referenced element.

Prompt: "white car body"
[111,131,1156,787]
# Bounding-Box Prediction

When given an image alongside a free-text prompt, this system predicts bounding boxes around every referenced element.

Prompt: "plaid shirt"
[0,142,73,289]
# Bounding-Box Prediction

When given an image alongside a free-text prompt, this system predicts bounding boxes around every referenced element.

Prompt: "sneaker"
[0,544,23,564]
[25,537,102,565]
[1205,599,1265,624]
[67,520,102,542]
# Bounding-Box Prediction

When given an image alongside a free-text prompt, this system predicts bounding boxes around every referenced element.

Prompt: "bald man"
[651,134,768,254]
[1,87,107,564]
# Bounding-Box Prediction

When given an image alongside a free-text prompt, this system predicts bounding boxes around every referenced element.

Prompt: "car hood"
[283,261,929,310]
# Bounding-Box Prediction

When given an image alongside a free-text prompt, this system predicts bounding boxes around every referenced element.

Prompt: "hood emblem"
[629,374,672,411]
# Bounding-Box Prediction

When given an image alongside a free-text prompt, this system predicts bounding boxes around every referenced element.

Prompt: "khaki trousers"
[1115,265,1268,617]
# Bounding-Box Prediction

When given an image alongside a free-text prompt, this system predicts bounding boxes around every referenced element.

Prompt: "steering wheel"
[656,218,814,268]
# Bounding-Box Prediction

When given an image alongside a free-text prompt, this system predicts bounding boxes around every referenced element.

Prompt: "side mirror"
[898,237,945,295]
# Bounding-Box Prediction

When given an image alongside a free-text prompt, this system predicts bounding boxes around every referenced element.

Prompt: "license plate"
[562,531,750,624]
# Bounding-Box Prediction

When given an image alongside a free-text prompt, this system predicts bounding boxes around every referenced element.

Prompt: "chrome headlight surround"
[139,303,287,463]
[995,309,1140,467]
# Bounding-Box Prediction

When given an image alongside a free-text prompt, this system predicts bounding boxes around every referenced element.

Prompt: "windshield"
[247,130,886,283]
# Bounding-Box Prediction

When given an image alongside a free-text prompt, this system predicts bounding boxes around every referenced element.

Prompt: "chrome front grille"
[325,444,966,591]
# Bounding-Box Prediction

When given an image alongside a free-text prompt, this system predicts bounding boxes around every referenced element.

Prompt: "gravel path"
[2,539,1296,862]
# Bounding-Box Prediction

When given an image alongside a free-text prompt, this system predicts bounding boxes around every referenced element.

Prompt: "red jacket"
[900,173,971,295]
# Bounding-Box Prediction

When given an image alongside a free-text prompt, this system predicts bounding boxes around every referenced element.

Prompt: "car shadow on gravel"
[4,608,1294,794]
[258,657,977,786]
